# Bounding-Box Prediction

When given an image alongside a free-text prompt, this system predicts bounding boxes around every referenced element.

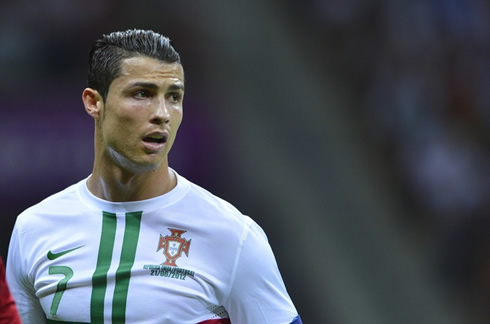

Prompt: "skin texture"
[82,56,185,202]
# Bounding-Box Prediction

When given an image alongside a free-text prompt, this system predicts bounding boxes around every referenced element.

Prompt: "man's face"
[97,56,184,173]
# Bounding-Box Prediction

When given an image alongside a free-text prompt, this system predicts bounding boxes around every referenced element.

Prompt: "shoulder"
[14,179,86,231]
[174,172,257,242]
[175,172,243,219]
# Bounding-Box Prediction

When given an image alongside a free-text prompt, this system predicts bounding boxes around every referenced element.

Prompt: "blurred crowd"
[1,0,489,321]
[297,0,490,317]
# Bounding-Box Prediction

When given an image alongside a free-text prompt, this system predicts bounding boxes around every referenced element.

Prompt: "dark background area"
[1,1,489,323]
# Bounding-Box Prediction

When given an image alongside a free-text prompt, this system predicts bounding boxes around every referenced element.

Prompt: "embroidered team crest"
[157,228,191,267]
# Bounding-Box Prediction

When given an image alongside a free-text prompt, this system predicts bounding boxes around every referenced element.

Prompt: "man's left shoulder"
[185,181,243,216]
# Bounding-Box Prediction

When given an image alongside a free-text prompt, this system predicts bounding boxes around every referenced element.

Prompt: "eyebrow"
[168,84,185,92]
[128,82,185,92]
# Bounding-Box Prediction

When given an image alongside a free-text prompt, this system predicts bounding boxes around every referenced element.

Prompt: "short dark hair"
[87,29,181,100]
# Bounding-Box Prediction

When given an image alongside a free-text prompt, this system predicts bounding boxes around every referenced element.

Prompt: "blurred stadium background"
[1,1,489,323]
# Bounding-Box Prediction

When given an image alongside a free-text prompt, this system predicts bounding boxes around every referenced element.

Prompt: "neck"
[87,161,176,202]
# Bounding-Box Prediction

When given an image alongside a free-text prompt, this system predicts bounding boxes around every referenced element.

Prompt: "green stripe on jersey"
[51,211,143,322]
[90,212,117,322]
[112,211,142,323]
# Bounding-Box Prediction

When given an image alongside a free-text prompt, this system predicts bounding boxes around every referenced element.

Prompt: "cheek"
[107,105,144,127]
[172,111,183,131]
[101,110,139,143]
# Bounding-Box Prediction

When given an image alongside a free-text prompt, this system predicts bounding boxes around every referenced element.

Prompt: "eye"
[133,90,150,99]
[168,93,183,103]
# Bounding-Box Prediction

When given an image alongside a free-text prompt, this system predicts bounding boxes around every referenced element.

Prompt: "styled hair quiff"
[87,29,181,101]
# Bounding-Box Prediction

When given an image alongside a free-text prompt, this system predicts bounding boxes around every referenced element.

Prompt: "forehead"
[116,56,184,86]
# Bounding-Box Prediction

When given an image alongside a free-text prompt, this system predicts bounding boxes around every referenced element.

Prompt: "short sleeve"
[223,217,299,323]
[6,223,47,323]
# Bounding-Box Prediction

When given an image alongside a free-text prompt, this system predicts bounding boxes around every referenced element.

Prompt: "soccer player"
[7,29,302,323]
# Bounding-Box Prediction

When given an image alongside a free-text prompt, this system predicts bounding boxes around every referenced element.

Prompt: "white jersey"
[7,170,299,324]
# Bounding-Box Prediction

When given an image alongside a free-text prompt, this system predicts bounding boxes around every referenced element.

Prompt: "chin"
[127,157,165,173]
[109,150,164,174]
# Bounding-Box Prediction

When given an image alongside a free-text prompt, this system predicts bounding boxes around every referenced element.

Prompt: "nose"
[151,99,170,125]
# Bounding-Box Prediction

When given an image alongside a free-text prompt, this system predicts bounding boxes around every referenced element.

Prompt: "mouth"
[142,132,168,146]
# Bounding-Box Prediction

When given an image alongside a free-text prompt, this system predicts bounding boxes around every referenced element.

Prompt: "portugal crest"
[157,228,191,267]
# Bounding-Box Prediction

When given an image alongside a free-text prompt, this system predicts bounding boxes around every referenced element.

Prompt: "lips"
[143,132,168,144]
[142,132,168,151]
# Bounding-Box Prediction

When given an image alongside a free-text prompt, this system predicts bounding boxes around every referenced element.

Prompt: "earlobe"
[82,88,103,119]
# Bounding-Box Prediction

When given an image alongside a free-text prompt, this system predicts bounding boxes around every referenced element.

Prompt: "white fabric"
[7,170,298,323]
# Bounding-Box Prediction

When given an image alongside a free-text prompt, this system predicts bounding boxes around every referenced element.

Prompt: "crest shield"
[157,228,191,267]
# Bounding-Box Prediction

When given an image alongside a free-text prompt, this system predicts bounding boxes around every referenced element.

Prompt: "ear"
[82,88,103,119]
